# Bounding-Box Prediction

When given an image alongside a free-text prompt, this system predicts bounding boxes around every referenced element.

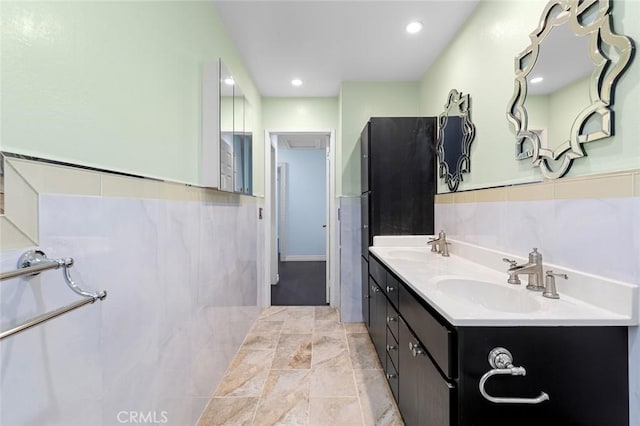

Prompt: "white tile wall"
[339,196,362,323]
[0,194,260,426]
[436,195,640,424]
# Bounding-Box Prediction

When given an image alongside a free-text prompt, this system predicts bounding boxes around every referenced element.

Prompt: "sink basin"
[385,249,429,262]
[436,278,542,313]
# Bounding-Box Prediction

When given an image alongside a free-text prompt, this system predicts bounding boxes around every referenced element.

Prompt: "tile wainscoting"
[339,196,362,323]
[435,171,640,424]
[0,191,262,425]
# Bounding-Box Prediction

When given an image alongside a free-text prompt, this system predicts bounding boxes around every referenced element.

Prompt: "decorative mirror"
[507,0,634,179]
[436,89,476,192]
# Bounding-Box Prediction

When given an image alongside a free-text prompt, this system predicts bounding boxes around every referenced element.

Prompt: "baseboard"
[281,255,326,262]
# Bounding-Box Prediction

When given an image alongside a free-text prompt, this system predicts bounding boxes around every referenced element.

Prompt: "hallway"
[271,261,327,306]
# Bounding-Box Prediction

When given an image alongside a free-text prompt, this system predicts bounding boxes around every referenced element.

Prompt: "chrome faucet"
[427,230,450,257]
[502,248,544,291]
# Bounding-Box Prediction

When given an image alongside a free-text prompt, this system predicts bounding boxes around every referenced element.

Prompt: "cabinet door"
[369,280,387,367]
[399,318,420,426]
[361,258,370,327]
[361,193,370,259]
[399,318,453,426]
[369,117,436,237]
[360,123,370,193]
[457,327,628,426]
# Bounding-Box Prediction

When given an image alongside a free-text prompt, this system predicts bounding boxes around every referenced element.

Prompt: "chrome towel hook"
[479,347,549,404]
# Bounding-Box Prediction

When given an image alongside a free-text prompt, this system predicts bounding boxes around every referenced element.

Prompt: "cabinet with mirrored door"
[201,59,254,195]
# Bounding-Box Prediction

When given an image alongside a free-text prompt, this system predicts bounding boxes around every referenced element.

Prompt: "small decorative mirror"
[507,0,634,179]
[436,89,476,192]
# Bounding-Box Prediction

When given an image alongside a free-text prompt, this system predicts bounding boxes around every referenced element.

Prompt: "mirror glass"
[240,101,253,195]
[220,61,235,192]
[0,152,5,215]
[436,90,475,192]
[507,1,634,179]
[525,24,591,160]
[219,60,253,195]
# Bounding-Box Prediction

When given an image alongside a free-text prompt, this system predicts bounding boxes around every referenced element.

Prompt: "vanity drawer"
[386,353,399,403]
[385,273,400,309]
[386,326,399,371]
[399,282,455,379]
[386,302,399,343]
[369,255,386,287]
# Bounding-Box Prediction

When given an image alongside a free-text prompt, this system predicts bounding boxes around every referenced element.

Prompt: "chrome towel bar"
[0,250,63,281]
[0,292,106,340]
[0,250,107,341]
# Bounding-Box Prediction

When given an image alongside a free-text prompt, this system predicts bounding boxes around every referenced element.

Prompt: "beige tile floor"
[198,306,404,426]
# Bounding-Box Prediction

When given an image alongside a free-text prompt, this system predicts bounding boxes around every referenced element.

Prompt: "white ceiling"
[212,1,481,97]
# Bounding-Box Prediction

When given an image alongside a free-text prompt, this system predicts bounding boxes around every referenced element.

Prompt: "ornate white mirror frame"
[506,0,634,179]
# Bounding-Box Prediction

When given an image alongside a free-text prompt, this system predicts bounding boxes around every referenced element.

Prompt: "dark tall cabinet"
[360,117,437,325]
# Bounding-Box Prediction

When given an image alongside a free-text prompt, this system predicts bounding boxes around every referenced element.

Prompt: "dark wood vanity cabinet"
[366,254,629,426]
[360,117,436,324]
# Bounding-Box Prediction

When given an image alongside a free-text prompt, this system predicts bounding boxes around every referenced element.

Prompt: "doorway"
[264,130,337,307]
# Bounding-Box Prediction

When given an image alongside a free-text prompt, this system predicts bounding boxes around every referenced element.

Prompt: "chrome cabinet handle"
[386,344,397,351]
[386,316,397,323]
[386,373,397,379]
[479,347,549,404]
[408,341,423,357]
[371,286,380,293]
[386,286,395,292]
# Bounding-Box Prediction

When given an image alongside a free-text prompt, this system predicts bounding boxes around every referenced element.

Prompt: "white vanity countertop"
[370,236,637,326]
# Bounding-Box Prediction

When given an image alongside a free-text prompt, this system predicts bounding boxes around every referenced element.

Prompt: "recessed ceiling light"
[291,78,303,87]
[224,77,235,86]
[406,21,423,34]
[530,76,544,84]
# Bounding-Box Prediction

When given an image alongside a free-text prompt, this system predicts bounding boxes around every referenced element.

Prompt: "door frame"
[277,162,287,261]
[263,129,338,308]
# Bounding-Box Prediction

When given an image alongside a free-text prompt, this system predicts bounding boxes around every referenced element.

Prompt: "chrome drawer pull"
[479,347,549,404]
[386,286,395,292]
[386,373,397,379]
[408,341,424,357]
[386,316,397,323]
[386,344,397,351]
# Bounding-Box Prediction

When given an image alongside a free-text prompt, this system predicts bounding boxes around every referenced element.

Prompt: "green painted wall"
[262,97,339,131]
[339,82,420,196]
[419,0,639,192]
[1,1,263,189]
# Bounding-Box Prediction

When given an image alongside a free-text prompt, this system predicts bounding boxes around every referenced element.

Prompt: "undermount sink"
[385,249,429,262]
[436,278,542,313]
